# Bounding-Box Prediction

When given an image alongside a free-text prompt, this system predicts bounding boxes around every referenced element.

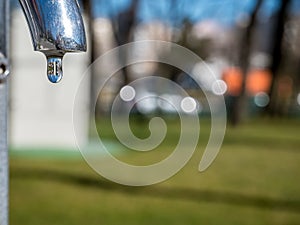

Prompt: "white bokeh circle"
[120,85,136,102]
[181,97,197,113]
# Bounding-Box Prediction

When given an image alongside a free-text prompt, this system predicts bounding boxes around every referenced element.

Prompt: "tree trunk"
[267,0,291,116]
[230,0,264,126]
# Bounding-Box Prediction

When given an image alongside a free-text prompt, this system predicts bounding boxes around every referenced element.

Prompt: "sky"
[11,0,300,27]
[92,0,300,26]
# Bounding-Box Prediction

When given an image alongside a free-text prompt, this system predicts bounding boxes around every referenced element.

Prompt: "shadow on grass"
[11,167,300,213]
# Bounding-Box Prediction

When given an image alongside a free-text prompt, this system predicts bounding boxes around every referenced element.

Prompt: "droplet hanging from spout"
[47,56,63,83]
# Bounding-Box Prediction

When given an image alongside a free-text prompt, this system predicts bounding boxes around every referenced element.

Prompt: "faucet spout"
[19,0,87,83]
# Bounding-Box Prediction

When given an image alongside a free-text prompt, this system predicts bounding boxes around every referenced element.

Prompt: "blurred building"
[9,9,91,150]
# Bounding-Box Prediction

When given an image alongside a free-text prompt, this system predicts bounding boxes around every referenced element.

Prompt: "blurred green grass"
[10,117,300,225]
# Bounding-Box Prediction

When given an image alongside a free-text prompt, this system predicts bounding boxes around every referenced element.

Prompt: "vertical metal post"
[0,83,8,225]
[0,0,10,225]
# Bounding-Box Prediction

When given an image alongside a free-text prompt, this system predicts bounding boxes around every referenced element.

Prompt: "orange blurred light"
[222,67,243,96]
[246,69,272,95]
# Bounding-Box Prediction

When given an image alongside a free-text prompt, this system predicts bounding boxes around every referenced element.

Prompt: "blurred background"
[86,0,300,123]
[8,0,300,224]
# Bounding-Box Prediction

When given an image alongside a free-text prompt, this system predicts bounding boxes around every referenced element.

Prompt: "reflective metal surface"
[19,0,87,82]
[0,0,10,80]
[0,0,9,224]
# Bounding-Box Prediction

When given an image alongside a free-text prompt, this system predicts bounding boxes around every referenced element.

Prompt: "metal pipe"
[0,82,8,225]
[0,0,10,224]
[19,0,87,83]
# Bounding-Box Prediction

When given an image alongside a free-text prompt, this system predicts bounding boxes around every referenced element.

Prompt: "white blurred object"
[212,80,227,96]
[10,10,91,150]
[297,93,300,106]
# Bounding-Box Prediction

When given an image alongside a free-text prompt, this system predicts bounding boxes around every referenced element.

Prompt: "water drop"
[47,56,63,83]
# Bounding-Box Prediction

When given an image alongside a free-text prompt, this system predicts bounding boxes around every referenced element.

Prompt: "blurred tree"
[229,0,264,126]
[112,0,139,85]
[267,0,292,116]
[82,0,98,117]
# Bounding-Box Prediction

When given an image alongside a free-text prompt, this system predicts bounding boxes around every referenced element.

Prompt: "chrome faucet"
[19,0,87,83]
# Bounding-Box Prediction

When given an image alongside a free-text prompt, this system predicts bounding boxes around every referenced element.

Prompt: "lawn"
[9,117,300,225]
